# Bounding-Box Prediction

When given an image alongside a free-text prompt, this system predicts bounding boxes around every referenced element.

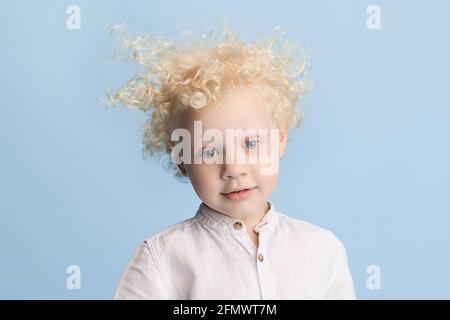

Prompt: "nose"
[221,162,248,180]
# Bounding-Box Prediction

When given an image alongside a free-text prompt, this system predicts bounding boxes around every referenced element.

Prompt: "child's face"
[177,85,288,218]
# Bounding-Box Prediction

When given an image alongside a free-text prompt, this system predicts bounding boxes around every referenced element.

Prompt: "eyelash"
[202,147,217,159]
[201,138,261,159]
[245,138,260,150]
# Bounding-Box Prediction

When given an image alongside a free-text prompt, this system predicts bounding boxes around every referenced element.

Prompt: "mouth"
[221,187,256,201]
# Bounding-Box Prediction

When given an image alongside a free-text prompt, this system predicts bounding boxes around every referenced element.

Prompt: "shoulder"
[149,215,198,239]
[277,213,346,253]
[276,213,354,295]
[140,214,202,254]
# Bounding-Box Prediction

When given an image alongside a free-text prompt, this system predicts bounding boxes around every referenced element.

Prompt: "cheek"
[185,164,218,198]
[255,172,279,194]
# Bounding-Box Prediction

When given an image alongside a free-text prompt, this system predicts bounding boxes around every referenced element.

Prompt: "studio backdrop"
[0,0,449,299]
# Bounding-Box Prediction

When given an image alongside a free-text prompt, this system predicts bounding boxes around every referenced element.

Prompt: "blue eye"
[203,147,218,159]
[245,138,260,150]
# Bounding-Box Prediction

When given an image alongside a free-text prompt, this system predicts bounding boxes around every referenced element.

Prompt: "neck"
[238,201,270,230]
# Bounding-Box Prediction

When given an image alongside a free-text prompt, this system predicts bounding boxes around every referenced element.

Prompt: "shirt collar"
[196,200,279,234]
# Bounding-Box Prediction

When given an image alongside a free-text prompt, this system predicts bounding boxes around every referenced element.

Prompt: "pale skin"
[175,84,288,248]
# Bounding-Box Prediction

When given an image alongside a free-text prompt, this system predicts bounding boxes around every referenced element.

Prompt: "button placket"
[255,227,277,299]
[230,220,257,258]
[196,201,279,299]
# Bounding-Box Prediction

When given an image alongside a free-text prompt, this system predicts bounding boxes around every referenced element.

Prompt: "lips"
[222,187,255,201]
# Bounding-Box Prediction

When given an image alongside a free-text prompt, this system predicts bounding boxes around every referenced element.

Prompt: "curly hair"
[102,21,312,182]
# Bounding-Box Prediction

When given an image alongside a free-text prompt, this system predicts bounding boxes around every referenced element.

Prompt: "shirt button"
[257,253,264,262]
[233,222,243,230]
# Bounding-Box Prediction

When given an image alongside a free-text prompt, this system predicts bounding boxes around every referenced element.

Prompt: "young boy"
[106,23,356,299]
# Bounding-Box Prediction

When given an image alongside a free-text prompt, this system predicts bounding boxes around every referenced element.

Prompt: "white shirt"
[114,201,356,299]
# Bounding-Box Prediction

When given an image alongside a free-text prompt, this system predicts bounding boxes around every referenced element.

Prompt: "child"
[105,22,356,299]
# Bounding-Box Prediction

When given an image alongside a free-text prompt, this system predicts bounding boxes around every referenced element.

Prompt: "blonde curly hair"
[102,21,312,182]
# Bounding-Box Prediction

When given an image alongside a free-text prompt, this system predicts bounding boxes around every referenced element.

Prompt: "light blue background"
[1,0,449,299]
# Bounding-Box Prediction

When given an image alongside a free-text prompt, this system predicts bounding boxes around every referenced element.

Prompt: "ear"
[278,122,288,159]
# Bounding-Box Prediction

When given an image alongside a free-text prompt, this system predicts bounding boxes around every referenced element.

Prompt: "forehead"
[180,85,278,132]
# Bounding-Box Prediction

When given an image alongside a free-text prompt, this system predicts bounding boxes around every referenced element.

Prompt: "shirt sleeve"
[323,236,357,300]
[113,240,169,300]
